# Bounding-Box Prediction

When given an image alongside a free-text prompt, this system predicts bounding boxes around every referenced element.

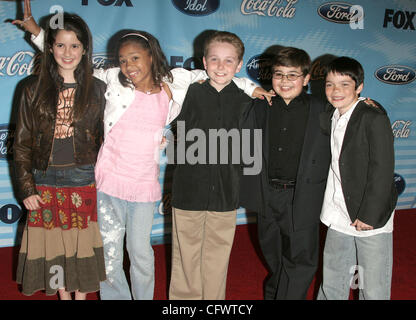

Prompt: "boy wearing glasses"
[240,47,331,299]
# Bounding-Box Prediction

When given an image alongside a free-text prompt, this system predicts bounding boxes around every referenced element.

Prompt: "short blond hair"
[204,31,245,61]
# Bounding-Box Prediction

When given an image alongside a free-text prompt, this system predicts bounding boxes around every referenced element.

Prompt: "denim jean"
[97,191,155,300]
[317,228,393,300]
[33,164,95,187]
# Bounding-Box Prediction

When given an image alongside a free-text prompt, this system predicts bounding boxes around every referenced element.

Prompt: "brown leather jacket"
[13,76,106,201]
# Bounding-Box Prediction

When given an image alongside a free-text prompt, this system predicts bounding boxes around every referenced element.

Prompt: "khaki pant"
[169,208,237,300]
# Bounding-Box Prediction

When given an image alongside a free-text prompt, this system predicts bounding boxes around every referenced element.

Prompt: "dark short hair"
[325,56,364,89]
[271,47,311,76]
[203,31,245,61]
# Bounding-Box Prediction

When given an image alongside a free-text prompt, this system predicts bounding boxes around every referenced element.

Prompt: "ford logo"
[92,53,115,69]
[246,54,273,84]
[171,0,220,16]
[317,2,364,24]
[394,173,406,196]
[0,124,14,161]
[375,65,416,85]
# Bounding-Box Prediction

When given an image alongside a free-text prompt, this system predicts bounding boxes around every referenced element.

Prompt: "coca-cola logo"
[241,0,297,18]
[0,124,14,161]
[375,65,416,85]
[394,173,406,196]
[246,54,273,84]
[0,52,113,77]
[171,0,219,16]
[158,193,172,215]
[317,2,363,24]
[0,51,36,77]
[392,120,412,139]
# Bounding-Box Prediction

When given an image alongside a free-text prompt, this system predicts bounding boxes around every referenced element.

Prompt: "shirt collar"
[272,90,308,108]
[333,97,366,122]
[203,79,238,94]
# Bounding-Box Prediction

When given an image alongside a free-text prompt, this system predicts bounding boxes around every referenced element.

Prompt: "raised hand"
[11,0,41,36]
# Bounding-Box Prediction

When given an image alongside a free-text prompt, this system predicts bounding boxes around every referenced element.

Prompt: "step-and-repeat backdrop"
[0,0,415,247]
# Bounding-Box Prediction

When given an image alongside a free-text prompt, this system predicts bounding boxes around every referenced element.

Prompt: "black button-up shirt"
[171,81,253,211]
[268,92,309,180]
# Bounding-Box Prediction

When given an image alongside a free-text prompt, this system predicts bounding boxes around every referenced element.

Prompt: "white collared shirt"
[320,98,394,237]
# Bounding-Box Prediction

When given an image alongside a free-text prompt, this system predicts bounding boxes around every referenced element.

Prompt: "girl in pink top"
[94,31,175,300]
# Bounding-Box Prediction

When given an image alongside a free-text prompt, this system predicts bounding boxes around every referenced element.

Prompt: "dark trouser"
[257,187,319,300]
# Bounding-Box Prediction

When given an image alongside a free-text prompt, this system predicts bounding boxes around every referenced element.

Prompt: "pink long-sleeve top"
[95,89,169,202]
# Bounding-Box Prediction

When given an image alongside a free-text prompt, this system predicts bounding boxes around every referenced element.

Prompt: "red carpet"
[1,209,415,300]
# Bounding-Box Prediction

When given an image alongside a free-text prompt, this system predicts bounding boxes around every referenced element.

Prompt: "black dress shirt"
[171,80,253,212]
[268,92,309,181]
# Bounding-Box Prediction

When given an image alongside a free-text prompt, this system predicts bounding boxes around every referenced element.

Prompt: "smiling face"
[325,71,363,115]
[119,42,153,89]
[203,41,243,92]
[271,65,310,105]
[51,30,85,82]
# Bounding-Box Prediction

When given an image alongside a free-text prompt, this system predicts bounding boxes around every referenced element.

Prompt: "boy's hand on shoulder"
[252,87,275,106]
[363,98,379,109]
[351,219,374,231]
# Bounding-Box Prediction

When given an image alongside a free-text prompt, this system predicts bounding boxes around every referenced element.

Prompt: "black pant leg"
[257,188,293,300]
[275,225,320,300]
[257,211,282,300]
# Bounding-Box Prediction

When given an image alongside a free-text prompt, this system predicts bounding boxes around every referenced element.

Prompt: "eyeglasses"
[272,72,303,81]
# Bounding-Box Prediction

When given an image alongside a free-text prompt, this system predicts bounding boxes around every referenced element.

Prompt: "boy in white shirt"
[318,57,397,300]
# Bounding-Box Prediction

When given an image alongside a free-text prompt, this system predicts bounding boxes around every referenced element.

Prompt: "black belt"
[269,178,296,189]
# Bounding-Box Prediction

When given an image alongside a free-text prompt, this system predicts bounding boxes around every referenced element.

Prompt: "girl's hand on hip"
[23,194,45,211]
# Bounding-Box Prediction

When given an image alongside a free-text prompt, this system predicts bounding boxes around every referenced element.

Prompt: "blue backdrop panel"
[0,0,415,247]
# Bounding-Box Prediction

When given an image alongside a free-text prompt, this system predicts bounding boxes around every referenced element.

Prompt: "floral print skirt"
[16,164,106,296]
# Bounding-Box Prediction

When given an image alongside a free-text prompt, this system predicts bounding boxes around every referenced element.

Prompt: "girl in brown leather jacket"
[13,12,106,300]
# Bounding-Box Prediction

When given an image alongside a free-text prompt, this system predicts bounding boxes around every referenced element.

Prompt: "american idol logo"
[246,54,273,84]
[375,65,416,85]
[0,51,36,77]
[317,2,364,24]
[394,173,406,196]
[0,124,14,160]
[92,54,115,69]
[171,0,219,16]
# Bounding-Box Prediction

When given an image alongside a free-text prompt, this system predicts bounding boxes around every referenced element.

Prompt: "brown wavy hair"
[32,13,94,123]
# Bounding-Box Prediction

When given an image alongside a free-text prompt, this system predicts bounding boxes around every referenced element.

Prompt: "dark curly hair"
[116,30,173,89]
